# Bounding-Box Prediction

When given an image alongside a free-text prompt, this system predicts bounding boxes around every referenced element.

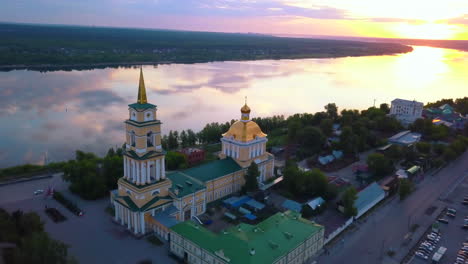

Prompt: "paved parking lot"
[411,172,468,264]
[0,175,176,264]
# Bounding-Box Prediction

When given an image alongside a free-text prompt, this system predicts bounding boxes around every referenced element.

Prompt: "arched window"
[130,131,136,147]
[147,131,154,147]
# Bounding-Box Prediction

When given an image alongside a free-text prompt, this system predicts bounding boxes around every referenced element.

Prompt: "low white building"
[390,99,423,125]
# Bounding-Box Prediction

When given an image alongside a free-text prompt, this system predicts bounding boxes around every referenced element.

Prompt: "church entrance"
[184,209,191,221]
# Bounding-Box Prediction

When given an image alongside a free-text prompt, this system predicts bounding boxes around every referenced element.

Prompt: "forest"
[0,23,413,71]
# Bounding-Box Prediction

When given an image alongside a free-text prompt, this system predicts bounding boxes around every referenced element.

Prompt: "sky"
[1,0,468,39]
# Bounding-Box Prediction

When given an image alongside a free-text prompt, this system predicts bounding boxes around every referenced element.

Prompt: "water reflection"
[0,46,467,167]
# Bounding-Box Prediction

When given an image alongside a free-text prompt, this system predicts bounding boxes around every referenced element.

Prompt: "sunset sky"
[2,0,468,40]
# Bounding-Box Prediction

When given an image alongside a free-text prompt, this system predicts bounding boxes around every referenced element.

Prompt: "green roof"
[171,211,324,264]
[121,178,167,189]
[124,149,165,160]
[182,158,243,183]
[116,194,172,212]
[128,103,157,110]
[407,165,421,174]
[167,171,206,198]
[125,119,162,128]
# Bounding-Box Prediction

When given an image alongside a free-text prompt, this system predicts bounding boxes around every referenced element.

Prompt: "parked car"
[447,212,456,218]
[448,208,457,214]
[34,189,44,195]
[438,218,449,224]
[415,251,428,260]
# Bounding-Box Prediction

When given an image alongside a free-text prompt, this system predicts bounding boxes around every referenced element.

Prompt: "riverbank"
[0,23,413,72]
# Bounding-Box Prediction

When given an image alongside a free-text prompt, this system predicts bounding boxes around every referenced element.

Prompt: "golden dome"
[222,120,267,142]
[241,104,251,114]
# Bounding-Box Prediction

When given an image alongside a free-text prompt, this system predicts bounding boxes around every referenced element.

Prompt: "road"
[0,173,67,204]
[317,151,468,264]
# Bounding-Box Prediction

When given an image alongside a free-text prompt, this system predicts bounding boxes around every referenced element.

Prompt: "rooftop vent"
[268,241,279,249]
[185,181,193,186]
[283,231,293,239]
[176,184,184,189]
[250,248,256,256]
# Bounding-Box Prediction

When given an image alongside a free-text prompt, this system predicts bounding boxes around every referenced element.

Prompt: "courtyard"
[0,174,176,264]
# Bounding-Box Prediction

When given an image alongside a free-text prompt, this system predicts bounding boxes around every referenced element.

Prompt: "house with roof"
[170,210,324,264]
[353,182,385,219]
[388,130,421,146]
[110,69,275,240]
[390,98,423,125]
[423,104,467,130]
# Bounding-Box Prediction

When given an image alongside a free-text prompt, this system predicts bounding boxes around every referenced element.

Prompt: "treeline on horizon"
[0,23,413,71]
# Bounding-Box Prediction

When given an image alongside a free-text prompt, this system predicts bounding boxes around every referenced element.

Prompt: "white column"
[125,158,129,179]
[156,159,161,181]
[147,161,151,184]
[119,205,124,225]
[133,213,138,234]
[127,159,130,180]
[123,157,127,178]
[249,145,252,158]
[132,161,136,183]
[141,212,145,234]
[141,163,146,185]
[136,162,141,185]
[127,209,131,229]
[161,157,166,179]
[236,145,240,158]
[114,202,118,221]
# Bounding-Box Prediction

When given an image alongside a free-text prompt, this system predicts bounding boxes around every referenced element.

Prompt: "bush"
[399,179,413,200]
[301,205,314,218]
[367,153,394,178]
[146,235,163,246]
[53,191,82,216]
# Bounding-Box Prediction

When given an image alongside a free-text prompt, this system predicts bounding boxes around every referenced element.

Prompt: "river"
[0,46,467,167]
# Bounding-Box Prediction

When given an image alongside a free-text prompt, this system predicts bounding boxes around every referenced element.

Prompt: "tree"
[165,151,188,170]
[187,129,197,145]
[342,187,358,218]
[167,131,178,150]
[297,126,325,156]
[432,143,446,155]
[325,103,338,120]
[367,153,394,178]
[13,232,77,264]
[443,147,457,161]
[385,145,403,161]
[0,210,76,264]
[287,119,301,142]
[244,162,259,193]
[180,130,189,148]
[340,126,358,156]
[379,103,390,114]
[415,142,431,154]
[301,204,314,219]
[303,169,328,198]
[399,179,413,200]
[320,118,334,137]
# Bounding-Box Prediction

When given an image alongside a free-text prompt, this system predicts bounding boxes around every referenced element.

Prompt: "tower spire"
[137,68,148,104]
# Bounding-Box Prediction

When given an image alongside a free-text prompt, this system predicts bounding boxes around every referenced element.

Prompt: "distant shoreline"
[0,51,412,72]
[0,23,413,72]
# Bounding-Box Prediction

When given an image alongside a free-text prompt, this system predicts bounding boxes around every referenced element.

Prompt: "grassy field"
[0,23,413,71]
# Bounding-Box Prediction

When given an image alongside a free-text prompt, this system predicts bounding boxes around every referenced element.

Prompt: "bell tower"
[123,68,166,185]
[113,68,173,236]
